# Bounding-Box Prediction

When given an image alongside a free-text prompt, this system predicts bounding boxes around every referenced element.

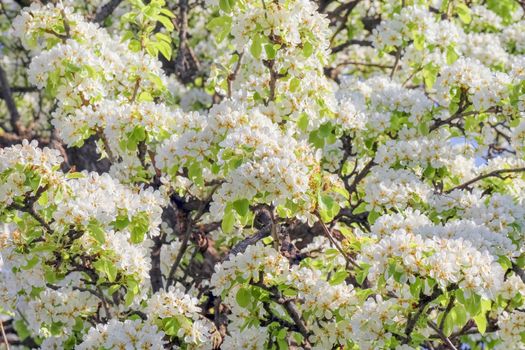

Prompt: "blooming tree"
[1,0,525,349]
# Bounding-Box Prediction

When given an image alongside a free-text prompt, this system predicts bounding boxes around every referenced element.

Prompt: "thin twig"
[346,159,375,194]
[390,46,402,79]
[0,318,9,350]
[331,39,373,53]
[316,213,359,268]
[446,167,525,193]
[253,281,312,349]
[439,295,456,331]
[336,60,393,69]
[130,78,141,103]
[427,320,458,350]
[227,52,244,98]
[329,0,361,44]
[8,185,52,234]
[404,287,441,341]
[166,185,220,287]
[96,129,116,163]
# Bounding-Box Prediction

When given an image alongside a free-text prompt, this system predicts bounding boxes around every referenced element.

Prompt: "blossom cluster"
[2,0,525,349]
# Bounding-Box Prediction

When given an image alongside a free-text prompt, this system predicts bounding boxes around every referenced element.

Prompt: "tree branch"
[331,39,373,54]
[427,320,458,350]
[446,167,525,193]
[223,224,272,261]
[94,0,123,24]
[166,185,219,287]
[0,64,24,135]
[404,287,441,341]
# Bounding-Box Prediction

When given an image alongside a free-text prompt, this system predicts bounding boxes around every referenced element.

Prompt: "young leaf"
[233,198,250,217]
[236,287,251,307]
[222,207,236,233]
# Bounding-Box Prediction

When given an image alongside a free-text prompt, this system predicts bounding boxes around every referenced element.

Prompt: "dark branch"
[446,167,525,193]
[0,64,24,135]
[94,0,123,24]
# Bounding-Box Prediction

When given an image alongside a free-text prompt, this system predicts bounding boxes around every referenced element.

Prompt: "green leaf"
[130,226,146,243]
[352,202,368,215]
[423,166,436,178]
[319,123,332,137]
[329,270,348,285]
[409,278,422,298]
[138,91,153,102]
[45,269,58,284]
[222,207,235,233]
[355,266,369,285]
[148,72,166,91]
[21,256,39,270]
[129,39,142,52]
[443,309,455,337]
[464,294,481,315]
[418,122,430,135]
[219,0,232,12]
[72,318,84,333]
[481,298,492,314]
[452,304,467,329]
[367,210,381,225]
[277,338,289,350]
[207,16,232,43]
[265,43,277,59]
[414,33,424,50]
[94,258,118,283]
[155,32,172,43]
[250,34,263,59]
[422,63,438,89]
[236,287,251,308]
[108,284,120,296]
[446,45,459,65]
[88,220,106,244]
[65,172,85,179]
[37,190,48,206]
[113,215,130,230]
[233,198,250,217]
[13,320,30,341]
[262,235,274,245]
[289,77,300,92]
[318,194,340,223]
[516,254,525,268]
[187,161,204,186]
[456,3,472,24]
[159,8,176,18]
[105,263,117,283]
[473,313,487,334]
[302,41,314,57]
[498,255,512,270]
[156,15,174,31]
[124,289,135,306]
[156,40,172,60]
[129,212,149,244]
[292,332,304,345]
[162,317,181,336]
[487,0,518,24]
[297,113,309,132]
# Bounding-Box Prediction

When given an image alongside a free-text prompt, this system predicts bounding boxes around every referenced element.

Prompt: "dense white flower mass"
[77,319,166,350]
[1,0,525,349]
